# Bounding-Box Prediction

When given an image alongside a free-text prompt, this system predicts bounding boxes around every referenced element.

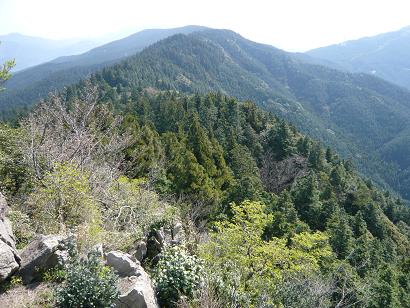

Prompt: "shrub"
[8,209,35,249]
[154,246,204,307]
[41,266,66,283]
[29,163,101,235]
[103,176,178,250]
[55,252,119,308]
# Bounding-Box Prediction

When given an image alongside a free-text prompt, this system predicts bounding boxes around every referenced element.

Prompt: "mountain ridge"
[306,25,410,90]
[2,27,410,201]
[93,29,410,200]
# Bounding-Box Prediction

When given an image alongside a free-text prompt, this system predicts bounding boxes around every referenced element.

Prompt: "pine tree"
[308,142,326,170]
[267,121,296,160]
[327,210,354,259]
[330,163,347,192]
[370,265,401,308]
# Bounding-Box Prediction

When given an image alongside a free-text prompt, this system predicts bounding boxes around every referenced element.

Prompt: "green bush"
[154,246,204,307]
[55,252,119,308]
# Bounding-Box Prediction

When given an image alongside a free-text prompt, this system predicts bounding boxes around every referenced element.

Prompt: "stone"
[0,240,19,281]
[0,193,21,282]
[146,222,186,262]
[106,251,140,277]
[89,243,104,258]
[0,217,16,249]
[131,241,147,262]
[0,192,8,220]
[171,222,185,245]
[115,268,159,308]
[18,234,65,284]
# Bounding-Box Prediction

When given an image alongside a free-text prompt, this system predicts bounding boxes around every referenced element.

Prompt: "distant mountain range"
[306,26,410,90]
[0,26,206,119]
[1,26,410,201]
[0,33,100,71]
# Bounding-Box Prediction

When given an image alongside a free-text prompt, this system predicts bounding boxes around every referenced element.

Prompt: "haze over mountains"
[0,33,100,71]
[2,25,410,202]
[307,25,410,90]
[0,26,205,118]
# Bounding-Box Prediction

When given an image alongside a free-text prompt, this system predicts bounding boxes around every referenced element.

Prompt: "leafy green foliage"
[154,246,204,307]
[1,64,410,306]
[55,252,119,308]
[0,124,30,195]
[28,163,101,236]
[200,200,333,306]
[0,44,15,91]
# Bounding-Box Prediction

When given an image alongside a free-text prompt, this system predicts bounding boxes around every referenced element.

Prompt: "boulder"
[131,241,147,262]
[171,222,185,245]
[0,217,16,249]
[0,193,20,282]
[106,251,140,277]
[146,222,186,261]
[0,240,20,281]
[0,192,8,220]
[18,234,66,284]
[116,269,159,308]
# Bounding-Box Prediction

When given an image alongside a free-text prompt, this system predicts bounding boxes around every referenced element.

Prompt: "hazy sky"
[1,0,410,51]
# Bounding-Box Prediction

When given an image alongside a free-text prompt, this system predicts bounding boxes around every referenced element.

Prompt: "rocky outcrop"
[146,222,185,262]
[18,234,67,284]
[106,250,158,308]
[0,192,8,220]
[260,155,308,193]
[116,271,159,308]
[0,239,20,282]
[106,251,139,277]
[131,241,147,262]
[0,193,20,282]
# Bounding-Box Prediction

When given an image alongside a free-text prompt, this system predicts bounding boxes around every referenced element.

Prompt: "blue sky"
[1,0,410,51]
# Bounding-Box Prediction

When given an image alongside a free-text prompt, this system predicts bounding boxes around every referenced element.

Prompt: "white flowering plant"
[154,246,204,307]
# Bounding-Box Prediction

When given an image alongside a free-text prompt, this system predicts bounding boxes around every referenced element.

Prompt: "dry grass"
[0,282,54,308]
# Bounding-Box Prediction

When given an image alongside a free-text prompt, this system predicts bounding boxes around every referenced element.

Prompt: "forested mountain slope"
[0,26,206,118]
[307,26,410,90]
[90,30,410,200]
[2,82,409,306]
[2,28,410,201]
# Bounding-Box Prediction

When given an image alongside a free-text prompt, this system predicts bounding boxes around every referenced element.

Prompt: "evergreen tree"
[308,142,326,170]
[267,121,296,160]
[327,210,354,259]
[370,265,401,308]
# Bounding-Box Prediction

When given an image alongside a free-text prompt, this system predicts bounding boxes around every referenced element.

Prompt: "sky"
[1,0,410,51]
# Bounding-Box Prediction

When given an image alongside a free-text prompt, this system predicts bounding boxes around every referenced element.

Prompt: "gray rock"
[131,241,147,262]
[116,269,159,308]
[0,217,16,249]
[0,240,19,281]
[0,193,21,282]
[171,222,185,245]
[155,229,166,248]
[18,234,65,284]
[0,192,8,220]
[106,251,140,277]
[89,243,104,258]
[146,222,186,262]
